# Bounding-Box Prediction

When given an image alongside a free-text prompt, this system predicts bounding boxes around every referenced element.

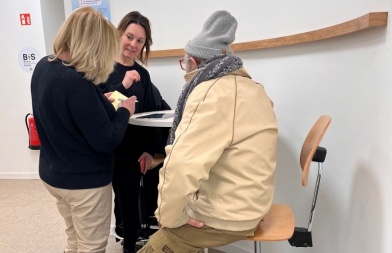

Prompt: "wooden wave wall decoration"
[149,12,388,58]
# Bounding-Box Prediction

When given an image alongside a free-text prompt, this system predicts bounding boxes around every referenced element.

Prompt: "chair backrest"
[300,115,332,186]
[247,115,332,251]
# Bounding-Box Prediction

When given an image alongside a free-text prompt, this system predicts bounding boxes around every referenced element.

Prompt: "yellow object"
[110,91,128,110]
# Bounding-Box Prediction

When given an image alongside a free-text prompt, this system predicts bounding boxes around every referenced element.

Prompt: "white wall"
[40,0,65,55]
[1,1,47,178]
[3,0,392,252]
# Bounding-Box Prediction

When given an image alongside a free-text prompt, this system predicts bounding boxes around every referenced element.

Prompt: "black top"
[99,61,159,162]
[31,56,130,189]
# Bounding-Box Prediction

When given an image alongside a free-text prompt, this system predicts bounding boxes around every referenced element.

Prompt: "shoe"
[112,225,124,241]
[123,248,136,253]
[135,243,143,251]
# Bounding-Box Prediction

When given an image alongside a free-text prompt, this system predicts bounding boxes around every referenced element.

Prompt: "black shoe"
[113,224,124,242]
[123,248,136,253]
[135,243,143,251]
[115,224,124,237]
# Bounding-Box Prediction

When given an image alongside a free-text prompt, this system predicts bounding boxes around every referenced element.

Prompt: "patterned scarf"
[168,54,243,144]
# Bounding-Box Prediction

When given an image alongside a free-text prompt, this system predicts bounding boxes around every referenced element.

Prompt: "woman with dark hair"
[99,11,167,253]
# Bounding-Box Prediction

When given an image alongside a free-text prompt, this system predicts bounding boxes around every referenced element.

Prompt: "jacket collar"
[183,67,251,84]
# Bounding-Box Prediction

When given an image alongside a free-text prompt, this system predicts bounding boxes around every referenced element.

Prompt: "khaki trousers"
[137,224,255,253]
[43,182,112,253]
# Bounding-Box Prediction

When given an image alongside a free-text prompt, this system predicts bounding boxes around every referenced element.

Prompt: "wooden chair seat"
[247,204,295,242]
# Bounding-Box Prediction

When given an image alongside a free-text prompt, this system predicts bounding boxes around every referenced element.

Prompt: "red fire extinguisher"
[25,113,40,150]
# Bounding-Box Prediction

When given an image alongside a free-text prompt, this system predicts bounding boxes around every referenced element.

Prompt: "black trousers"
[113,159,161,251]
[113,159,142,251]
[142,163,161,219]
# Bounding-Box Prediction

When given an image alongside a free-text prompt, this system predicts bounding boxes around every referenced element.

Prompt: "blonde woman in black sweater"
[31,7,136,253]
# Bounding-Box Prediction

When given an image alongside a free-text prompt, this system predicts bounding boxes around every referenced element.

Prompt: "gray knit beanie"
[184,10,238,59]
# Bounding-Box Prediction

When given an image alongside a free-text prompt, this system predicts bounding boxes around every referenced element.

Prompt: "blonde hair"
[51,7,120,84]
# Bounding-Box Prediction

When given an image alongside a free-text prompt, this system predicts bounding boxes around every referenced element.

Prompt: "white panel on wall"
[40,0,66,55]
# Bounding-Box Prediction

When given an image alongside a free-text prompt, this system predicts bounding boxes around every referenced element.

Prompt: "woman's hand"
[138,152,153,175]
[122,70,141,89]
[118,95,137,115]
[104,92,115,103]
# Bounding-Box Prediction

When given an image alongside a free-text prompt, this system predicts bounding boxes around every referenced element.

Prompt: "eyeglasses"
[179,57,189,70]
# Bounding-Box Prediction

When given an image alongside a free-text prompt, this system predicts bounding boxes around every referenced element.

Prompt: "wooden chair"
[246,115,332,253]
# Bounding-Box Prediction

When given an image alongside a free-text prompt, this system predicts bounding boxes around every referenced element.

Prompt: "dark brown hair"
[117,11,152,64]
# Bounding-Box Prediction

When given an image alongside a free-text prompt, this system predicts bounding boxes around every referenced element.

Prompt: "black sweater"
[99,61,159,162]
[31,56,130,189]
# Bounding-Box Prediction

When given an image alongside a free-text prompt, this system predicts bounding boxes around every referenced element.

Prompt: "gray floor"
[0,179,123,253]
[0,179,220,253]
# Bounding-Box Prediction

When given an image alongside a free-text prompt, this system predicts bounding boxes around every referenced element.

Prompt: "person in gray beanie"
[184,10,237,59]
[138,10,278,253]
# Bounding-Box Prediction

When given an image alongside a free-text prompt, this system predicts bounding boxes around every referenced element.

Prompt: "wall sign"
[18,47,41,73]
[20,13,31,26]
[72,0,111,21]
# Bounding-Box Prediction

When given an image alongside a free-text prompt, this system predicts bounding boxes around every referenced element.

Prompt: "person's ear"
[186,57,198,72]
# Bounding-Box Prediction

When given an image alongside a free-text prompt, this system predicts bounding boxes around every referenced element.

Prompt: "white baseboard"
[0,173,39,179]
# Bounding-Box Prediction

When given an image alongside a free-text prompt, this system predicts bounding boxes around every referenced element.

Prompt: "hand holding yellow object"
[110,91,128,110]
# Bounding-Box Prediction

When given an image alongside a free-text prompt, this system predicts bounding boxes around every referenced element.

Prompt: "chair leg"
[254,241,261,253]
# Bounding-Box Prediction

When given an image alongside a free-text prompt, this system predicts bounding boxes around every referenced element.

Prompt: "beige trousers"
[43,181,112,253]
[137,224,255,253]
